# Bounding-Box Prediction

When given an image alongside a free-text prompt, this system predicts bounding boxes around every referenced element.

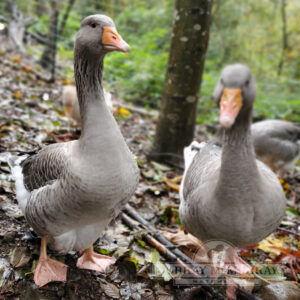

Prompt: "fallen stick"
[121,211,227,300]
[114,100,158,118]
[124,204,206,271]
[123,204,263,300]
[278,226,300,237]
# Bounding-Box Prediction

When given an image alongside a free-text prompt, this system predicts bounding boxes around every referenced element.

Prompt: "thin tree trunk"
[5,0,35,54]
[58,0,75,36]
[277,0,288,77]
[39,0,58,81]
[149,0,213,166]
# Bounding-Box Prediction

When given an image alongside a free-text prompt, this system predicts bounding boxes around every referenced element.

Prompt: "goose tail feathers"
[7,155,30,213]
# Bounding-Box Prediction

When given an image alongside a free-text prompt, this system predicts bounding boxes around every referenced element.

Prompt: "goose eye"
[245,80,250,86]
[90,23,97,28]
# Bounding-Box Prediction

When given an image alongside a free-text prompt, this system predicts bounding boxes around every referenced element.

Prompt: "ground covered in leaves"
[1,48,300,300]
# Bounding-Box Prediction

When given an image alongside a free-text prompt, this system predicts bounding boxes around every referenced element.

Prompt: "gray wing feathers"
[21,143,71,191]
[183,143,221,202]
[252,121,300,162]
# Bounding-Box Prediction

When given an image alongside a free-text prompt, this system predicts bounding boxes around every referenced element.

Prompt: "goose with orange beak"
[179,64,286,276]
[9,15,138,287]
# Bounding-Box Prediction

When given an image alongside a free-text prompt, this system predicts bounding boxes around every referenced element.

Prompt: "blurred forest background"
[0,0,300,124]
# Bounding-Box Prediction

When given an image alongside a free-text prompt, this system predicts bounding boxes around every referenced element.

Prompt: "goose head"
[213,64,256,129]
[75,14,130,58]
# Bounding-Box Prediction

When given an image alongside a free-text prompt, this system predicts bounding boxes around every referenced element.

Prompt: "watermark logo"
[150,239,282,287]
[173,239,236,286]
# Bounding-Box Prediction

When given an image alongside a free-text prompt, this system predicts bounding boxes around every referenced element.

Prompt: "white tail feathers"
[8,155,29,213]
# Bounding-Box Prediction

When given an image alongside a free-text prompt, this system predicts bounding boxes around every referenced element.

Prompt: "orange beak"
[102,26,130,53]
[219,88,243,128]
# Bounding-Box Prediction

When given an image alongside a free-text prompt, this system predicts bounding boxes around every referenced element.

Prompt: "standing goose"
[9,15,139,287]
[179,64,286,271]
[251,120,300,174]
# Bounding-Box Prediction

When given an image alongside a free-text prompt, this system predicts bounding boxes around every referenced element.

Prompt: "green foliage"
[204,0,300,123]
[14,0,300,123]
[103,0,172,106]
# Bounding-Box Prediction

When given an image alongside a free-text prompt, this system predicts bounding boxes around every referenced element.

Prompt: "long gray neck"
[74,51,116,150]
[74,50,104,129]
[217,106,259,192]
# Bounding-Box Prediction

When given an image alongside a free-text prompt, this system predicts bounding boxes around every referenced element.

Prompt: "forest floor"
[0,48,300,300]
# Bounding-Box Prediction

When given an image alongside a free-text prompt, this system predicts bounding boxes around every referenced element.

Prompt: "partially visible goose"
[9,15,139,287]
[63,84,113,123]
[179,64,286,271]
[251,120,300,173]
[63,85,81,123]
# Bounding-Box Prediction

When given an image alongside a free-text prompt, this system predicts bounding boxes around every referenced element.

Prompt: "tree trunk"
[5,0,35,54]
[39,0,58,81]
[58,0,76,36]
[277,0,288,77]
[149,0,213,166]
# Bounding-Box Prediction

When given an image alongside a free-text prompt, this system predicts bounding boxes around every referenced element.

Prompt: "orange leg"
[76,246,116,272]
[34,237,67,287]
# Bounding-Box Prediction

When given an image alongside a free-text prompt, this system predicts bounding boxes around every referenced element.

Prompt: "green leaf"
[137,239,146,248]
[286,207,299,216]
[94,247,112,255]
[52,120,60,127]
[128,251,145,267]
[151,161,172,172]
[147,249,172,282]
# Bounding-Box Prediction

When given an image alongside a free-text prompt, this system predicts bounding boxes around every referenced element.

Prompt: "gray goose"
[9,15,139,287]
[251,120,300,174]
[179,64,286,272]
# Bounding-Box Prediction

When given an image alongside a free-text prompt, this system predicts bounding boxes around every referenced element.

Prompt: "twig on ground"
[114,100,158,118]
[123,204,263,300]
[278,226,300,237]
[121,211,227,300]
[124,204,205,270]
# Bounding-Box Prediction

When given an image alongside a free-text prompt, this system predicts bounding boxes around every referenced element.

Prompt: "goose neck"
[219,107,259,186]
[74,52,113,148]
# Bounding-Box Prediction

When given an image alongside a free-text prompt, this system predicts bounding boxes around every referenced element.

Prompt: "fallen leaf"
[286,207,299,217]
[162,178,180,192]
[62,79,72,85]
[12,56,20,63]
[13,91,21,99]
[258,235,286,256]
[118,107,131,116]
[99,278,120,299]
[9,247,31,268]
[147,249,172,281]
[151,161,172,172]
[21,66,32,72]
[141,169,155,179]
[163,230,205,253]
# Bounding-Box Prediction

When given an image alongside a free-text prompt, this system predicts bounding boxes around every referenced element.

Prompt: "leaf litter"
[0,46,300,299]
